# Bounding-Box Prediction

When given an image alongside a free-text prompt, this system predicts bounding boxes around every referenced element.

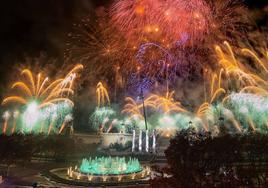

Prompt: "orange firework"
[147,91,187,114]
[196,70,226,117]
[215,41,268,94]
[2,64,83,109]
[96,82,110,108]
[122,91,186,118]
[66,10,137,80]
[122,96,156,119]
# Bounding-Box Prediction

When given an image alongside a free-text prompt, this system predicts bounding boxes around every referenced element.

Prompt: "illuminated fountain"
[132,130,136,152]
[80,157,142,175]
[139,130,142,152]
[145,130,149,152]
[152,129,156,153]
[133,130,156,153]
[67,156,151,183]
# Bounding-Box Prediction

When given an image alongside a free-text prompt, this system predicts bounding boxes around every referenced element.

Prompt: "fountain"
[79,157,142,175]
[152,129,156,153]
[132,130,135,152]
[145,130,149,152]
[139,130,142,151]
[65,156,151,184]
[132,130,157,153]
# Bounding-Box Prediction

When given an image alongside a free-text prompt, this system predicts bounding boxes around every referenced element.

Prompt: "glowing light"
[23,101,39,131]
[79,157,142,175]
[2,65,82,134]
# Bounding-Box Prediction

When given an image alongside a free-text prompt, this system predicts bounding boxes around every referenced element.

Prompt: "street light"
[139,88,148,131]
[189,121,193,127]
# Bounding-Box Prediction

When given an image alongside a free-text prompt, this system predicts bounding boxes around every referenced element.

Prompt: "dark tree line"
[151,128,268,187]
[0,134,99,166]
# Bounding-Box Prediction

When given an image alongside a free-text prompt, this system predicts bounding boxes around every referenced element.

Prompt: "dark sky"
[0,0,267,97]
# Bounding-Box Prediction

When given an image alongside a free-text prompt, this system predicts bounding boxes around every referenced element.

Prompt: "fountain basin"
[65,156,151,184]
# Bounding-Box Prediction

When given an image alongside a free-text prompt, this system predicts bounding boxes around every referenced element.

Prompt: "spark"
[96,82,110,107]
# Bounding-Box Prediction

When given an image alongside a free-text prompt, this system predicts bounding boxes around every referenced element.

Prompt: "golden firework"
[96,82,110,108]
[2,64,83,109]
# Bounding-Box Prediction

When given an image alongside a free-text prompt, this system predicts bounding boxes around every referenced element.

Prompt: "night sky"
[0,0,267,98]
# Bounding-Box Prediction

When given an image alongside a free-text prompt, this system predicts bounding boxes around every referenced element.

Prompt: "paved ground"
[0,162,150,188]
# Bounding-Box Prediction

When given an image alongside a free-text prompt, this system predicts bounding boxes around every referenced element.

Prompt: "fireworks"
[90,107,116,131]
[3,70,73,108]
[65,0,248,95]
[122,92,188,132]
[96,82,110,108]
[1,0,262,138]
[2,64,83,108]
[23,101,39,132]
[59,114,73,134]
[123,90,186,120]
[111,0,247,45]
[1,64,83,134]
[48,113,57,135]
[11,111,19,134]
[110,0,209,44]
[122,97,145,120]
[66,11,137,82]
[221,93,268,133]
[135,42,177,83]
[2,111,10,134]
[147,91,187,114]
[157,113,205,137]
[196,70,226,117]
[215,41,268,95]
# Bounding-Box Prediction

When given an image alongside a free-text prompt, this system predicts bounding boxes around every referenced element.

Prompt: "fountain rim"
[44,167,151,186]
[78,169,143,176]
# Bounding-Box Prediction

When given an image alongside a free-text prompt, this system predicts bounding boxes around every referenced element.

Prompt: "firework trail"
[11,111,19,134]
[2,64,83,134]
[96,82,110,108]
[59,114,73,134]
[2,64,83,109]
[48,113,57,135]
[2,111,10,134]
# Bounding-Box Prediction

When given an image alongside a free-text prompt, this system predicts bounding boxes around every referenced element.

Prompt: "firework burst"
[215,41,268,93]
[111,0,248,45]
[2,64,83,109]
[66,9,138,83]
[1,64,83,134]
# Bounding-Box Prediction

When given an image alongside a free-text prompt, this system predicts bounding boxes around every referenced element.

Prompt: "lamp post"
[189,121,193,127]
[139,88,148,131]
[166,63,169,94]
[120,122,125,134]
[114,65,120,102]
